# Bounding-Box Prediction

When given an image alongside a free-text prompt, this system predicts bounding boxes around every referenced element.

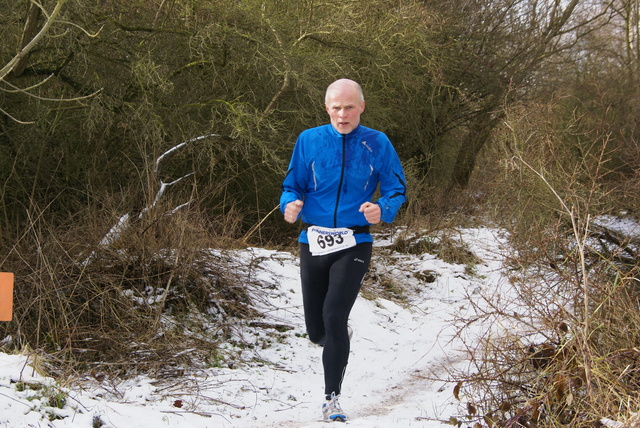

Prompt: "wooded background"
[1,0,640,361]
[3,0,638,248]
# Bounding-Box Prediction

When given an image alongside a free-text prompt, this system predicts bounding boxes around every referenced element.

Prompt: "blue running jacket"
[280,124,407,244]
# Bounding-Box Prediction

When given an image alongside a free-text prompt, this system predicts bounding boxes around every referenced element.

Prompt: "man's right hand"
[284,200,304,223]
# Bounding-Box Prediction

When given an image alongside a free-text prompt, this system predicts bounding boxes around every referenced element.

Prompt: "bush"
[447,97,640,427]
[0,198,256,376]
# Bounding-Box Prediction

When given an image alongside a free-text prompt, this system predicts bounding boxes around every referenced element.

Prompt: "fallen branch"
[86,133,232,262]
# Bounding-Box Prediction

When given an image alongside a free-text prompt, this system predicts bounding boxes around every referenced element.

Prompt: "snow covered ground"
[0,226,514,427]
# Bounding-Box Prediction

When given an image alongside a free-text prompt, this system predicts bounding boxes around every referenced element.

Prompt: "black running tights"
[299,242,372,397]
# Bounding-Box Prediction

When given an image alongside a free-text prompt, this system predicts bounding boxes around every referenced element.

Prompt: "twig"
[514,155,593,395]
[241,204,280,244]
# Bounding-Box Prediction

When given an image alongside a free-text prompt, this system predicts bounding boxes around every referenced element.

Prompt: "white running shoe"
[322,393,347,422]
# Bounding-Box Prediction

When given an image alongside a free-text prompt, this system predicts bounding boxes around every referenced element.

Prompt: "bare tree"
[440,0,608,189]
[613,0,640,83]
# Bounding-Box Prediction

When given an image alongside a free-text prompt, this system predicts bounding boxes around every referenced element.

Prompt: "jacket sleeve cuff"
[279,192,299,214]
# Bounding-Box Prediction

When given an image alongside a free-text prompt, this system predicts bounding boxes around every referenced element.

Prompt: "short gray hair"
[325,79,364,104]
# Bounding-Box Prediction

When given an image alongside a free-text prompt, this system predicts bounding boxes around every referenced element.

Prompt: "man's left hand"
[359,202,381,224]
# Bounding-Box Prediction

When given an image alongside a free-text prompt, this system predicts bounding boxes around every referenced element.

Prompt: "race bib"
[307,226,356,256]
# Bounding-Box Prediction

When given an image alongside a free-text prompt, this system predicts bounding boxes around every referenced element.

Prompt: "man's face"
[325,86,365,134]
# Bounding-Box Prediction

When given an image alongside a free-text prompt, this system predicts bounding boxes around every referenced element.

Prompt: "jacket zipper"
[333,134,346,228]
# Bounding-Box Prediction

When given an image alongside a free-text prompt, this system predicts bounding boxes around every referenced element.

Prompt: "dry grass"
[447,218,640,427]
[442,100,640,427]
[0,199,256,378]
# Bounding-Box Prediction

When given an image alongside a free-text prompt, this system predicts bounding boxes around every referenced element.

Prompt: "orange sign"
[0,272,14,321]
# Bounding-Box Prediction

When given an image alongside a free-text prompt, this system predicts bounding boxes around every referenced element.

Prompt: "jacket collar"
[327,124,361,139]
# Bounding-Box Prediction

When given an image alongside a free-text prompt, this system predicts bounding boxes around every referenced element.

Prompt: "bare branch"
[0,0,105,124]
[0,75,55,92]
[2,78,103,102]
[261,13,291,116]
[56,20,104,38]
[154,133,228,174]
[12,1,42,77]
[0,106,35,125]
[0,0,68,82]
[148,173,195,214]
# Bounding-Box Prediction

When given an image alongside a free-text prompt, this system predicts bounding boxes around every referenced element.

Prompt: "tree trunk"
[12,2,42,77]
[449,111,501,189]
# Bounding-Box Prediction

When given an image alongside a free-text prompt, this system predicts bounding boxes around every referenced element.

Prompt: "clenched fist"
[284,200,304,223]
[359,202,381,224]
